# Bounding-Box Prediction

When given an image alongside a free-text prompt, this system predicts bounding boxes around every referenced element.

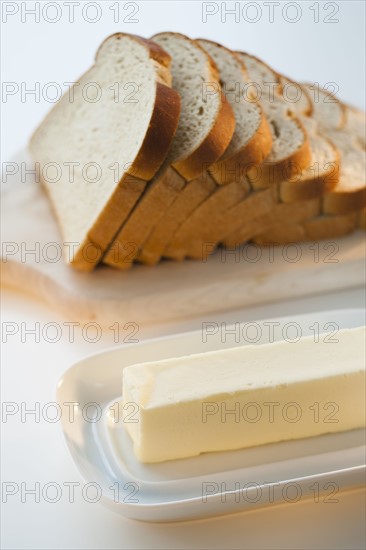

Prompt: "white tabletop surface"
[2,1,366,548]
[1,286,366,549]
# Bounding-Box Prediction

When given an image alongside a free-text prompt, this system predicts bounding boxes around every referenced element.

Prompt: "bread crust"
[248,117,312,190]
[138,172,217,265]
[103,166,186,269]
[224,196,321,248]
[172,92,236,180]
[323,186,366,215]
[279,138,340,202]
[131,81,181,180]
[253,212,358,244]
[209,105,273,184]
[165,178,251,260]
[305,213,358,240]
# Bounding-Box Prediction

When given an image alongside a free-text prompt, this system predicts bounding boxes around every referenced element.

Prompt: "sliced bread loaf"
[103,32,235,269]
[138,40,273,266]
[29,33,180,271]
[216,130,338,250]
[174,53,319,258]
[220,134,338,249]
[251,118,366,245]
[166,52,314,260]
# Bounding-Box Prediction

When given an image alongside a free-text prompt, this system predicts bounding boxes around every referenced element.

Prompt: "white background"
[2,0,365,161]
[1,1,366,549]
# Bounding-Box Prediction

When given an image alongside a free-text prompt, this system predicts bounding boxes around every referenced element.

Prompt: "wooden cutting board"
[1,150,365,328]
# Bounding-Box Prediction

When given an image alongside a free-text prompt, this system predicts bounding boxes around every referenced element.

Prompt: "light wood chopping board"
[1,150,365,328]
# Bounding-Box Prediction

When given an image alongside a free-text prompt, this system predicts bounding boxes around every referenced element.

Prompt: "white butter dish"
[57,308,366,522]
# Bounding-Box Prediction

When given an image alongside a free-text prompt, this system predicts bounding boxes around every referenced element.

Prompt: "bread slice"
[168,184,278,260]
[252,212,358,244]
[29,33,180,271]
[224,198,321,248]
[344,104,366,149]
[302,83,346,130]
[165,178,253,260]
[279,76,313,117]
[322,129,366,214]
[103,33,235,269]
[241,53,281,97]
[279,128,340,203]
[242,61,313,118]
[138,40,273,266]
[237,54,311,189]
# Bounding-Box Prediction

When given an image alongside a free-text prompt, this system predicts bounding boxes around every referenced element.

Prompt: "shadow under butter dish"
[122,327,366,463]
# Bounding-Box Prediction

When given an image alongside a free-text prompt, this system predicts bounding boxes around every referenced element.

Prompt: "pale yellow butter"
[122,327,366,463]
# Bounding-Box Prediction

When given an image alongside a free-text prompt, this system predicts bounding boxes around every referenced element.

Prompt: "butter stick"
[122,327,366,463]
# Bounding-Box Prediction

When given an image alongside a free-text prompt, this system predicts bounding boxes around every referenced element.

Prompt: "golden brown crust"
[172,92,236,180]
[131,82,181,180]
[165,178,250,261]
[103,166,186,269]
[248,118,312,190]
[138,173,217,265]
[251,212,358,245]
[54,172,147,272]
[358,208,366,230]
[252,225,307,246]
[185,180,251,259]
[224,196,321,248]
[279,139,340,202]
[305,213,358,240]
[323,186,366,215]
[209,107,273,185]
